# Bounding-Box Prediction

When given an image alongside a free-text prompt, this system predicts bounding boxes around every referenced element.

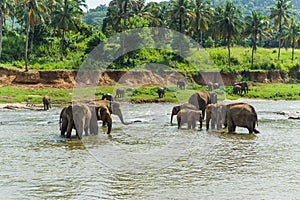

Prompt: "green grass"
[2,83,298,107]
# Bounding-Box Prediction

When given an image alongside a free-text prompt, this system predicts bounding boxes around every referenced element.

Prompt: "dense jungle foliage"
[1,0,300,75]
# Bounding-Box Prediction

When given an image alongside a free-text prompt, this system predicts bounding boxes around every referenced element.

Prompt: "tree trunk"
[227,36,231,67]
[278,39,281,60]
[292,37,295,63]
[0,10,3,59]
[60,30,65,61]
[251,46,254,68]
[25,24,30,72]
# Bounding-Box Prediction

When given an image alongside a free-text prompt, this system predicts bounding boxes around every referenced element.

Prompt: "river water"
[0,100,299,199]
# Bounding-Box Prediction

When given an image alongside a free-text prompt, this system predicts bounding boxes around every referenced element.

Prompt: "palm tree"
[168,0,192,33]
[243,10,271,68]
[190,0,212,47]
[16,0,50,71]
[216,1,243,67]
[51,0,86,60]
[0,0,14,59]
[269,0,294,60]
[281,18,300,62]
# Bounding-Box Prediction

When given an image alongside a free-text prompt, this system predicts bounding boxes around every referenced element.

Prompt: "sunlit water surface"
[0,100,299,199]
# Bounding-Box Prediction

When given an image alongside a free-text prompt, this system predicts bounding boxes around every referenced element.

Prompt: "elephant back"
[188,91,210,110]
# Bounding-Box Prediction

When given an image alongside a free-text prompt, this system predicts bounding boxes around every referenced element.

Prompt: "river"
[0,100,299,199]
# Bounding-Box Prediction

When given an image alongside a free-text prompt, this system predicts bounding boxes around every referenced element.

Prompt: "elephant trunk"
[116,112,131,125]
[170,114,174,124]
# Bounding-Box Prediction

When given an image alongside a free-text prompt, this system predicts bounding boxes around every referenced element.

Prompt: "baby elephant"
[42,96,51,110]
[177,109,203,130]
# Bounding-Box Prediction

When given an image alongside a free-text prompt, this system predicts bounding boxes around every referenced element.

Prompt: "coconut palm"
[0,0,14,59]
[190,0,212,47]
[168,0,193,33]
[280,18,300,62]
[15,0,51,71]
[269,0,294,60]
[243,10,271,68]
[216,1,243,67]
[51,0,86,60]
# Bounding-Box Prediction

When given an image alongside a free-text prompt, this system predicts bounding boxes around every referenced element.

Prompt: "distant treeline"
[1,0,300,72]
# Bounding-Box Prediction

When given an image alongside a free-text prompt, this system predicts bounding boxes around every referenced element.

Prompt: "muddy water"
[0,100,299,199]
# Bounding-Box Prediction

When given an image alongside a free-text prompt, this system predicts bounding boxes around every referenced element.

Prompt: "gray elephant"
[157,87,165,98]
[177,80,186,90]
[115,88,125,98]
[234,81,248,94]
[170,103,197,124]
[233,85,242,95]
[97,105,112,134]
[206,104,226,130]
[95,99,131,125]
[102,93,114,101]
[188,91,217,119]
[224,102,259,134]
[60,103,98,139]
[207,82,213,91]
[42,96,51,110]
[213,82,219,89]
[177,109,203,129]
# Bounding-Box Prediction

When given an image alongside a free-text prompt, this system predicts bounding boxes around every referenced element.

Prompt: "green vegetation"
[1,83,299,106]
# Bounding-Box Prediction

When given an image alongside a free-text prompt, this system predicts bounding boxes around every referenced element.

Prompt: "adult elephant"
[206,104,226,130]
[224,102,259,134]
[115,88,125,98]
[60,104,98,139]
[233,85,242,95]
[97,105,112,134]
[42,96,51,110]
[102,93,114,101]
[234,81,248,94]
[177,109,203,129]
[95,100,131,125]
[207,82,213,91]
[157,87,165,98]
[188,91,217,119]
[170,103,197,124]
[177,80,186,90]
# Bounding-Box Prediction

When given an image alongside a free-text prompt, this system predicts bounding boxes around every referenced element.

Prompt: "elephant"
[60,103,98,139]
[115,88,125,98]
[177,109,203,129]
[170,103,197,124]
[188,91,217,120]
[234,81,248,94]
[233,85,242,95]
[207,82,213,91]
[95,99,131,125]
[157,87,165,98]
[206,104,226,130]
[224,102,259,134]
[42,96,51,110]
[102,93,114,101]
[97,105,112,134]
[213,82,219,89]
[177,80,186,90]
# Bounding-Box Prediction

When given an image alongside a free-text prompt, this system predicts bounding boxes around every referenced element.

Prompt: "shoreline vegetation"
[0,82,299,109]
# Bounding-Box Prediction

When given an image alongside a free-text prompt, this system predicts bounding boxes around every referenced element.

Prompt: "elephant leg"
[202,110,205,120]
[66,121,73,138]
[206,118,210,130]
[61,121,67,136]
[199,119,202,130]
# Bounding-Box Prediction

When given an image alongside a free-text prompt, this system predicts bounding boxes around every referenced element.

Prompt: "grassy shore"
[1,83,299,106]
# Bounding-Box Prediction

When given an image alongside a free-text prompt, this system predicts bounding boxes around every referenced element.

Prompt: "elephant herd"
[59,98,131,139]
[171,90,260,134]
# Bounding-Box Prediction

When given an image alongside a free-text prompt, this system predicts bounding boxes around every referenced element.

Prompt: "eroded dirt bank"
[0,68,298,89]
